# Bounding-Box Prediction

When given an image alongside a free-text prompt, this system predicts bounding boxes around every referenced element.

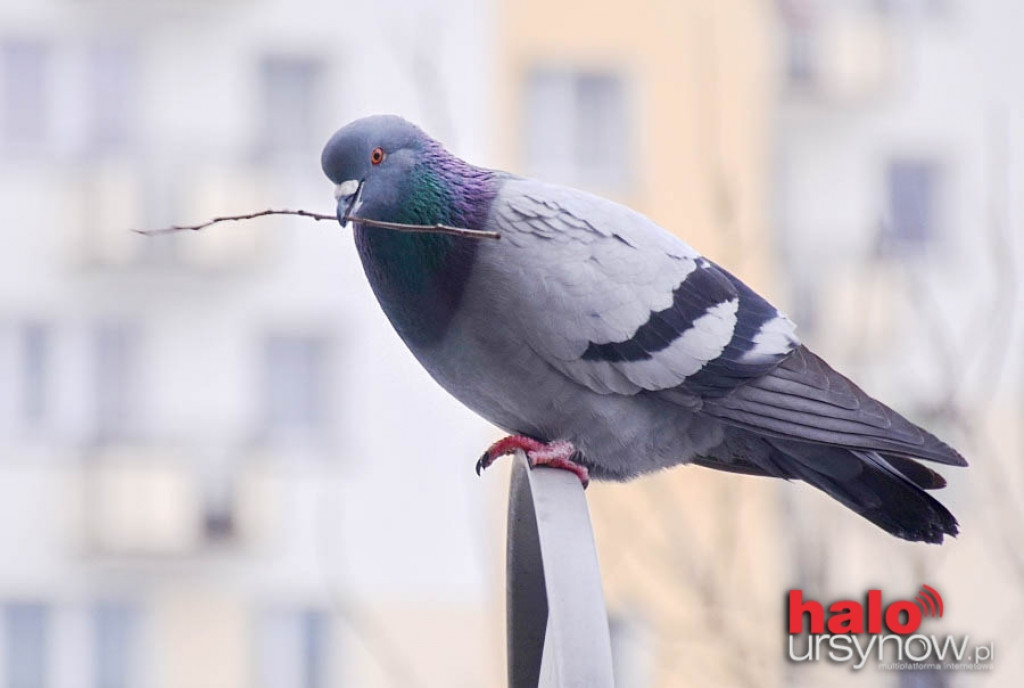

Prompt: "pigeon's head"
[321,115,437,229]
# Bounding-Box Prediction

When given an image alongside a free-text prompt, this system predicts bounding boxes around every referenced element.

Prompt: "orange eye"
[370,147,385,165]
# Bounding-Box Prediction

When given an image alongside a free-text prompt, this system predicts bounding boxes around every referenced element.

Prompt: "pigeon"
[321,115,966,544]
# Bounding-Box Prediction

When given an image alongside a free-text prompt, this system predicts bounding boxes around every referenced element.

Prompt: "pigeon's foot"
[476,435,589,488]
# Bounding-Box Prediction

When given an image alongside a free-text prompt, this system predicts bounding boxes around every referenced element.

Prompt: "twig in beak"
[342,216,500,240]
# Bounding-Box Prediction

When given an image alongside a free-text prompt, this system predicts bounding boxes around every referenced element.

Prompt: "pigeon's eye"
[370,147,385,165]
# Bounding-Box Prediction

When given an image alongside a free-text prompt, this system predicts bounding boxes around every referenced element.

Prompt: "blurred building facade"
[0,1,504,687]
[774,1,1024,686]
[0,0,1021,687]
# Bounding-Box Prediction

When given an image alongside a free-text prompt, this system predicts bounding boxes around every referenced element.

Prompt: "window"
[87,44,139,154]
[875,0,951,16]
[258,57,324,158]
[256,609,329,688]
[885,159,939,249]
[94,323,141,442]
[0,39,49,150]
[524,67,629,189]
[20,324,49,426]
[779,1,819,88]
[93,603,141,688]
[201,471,236,544]
[898,666,948,688]
[785,22,818,87]
[299,611,327,688]
[4,603,48,688]
[263,335,329,437]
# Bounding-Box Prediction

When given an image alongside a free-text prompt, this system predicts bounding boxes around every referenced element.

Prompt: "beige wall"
[497,0,778,293]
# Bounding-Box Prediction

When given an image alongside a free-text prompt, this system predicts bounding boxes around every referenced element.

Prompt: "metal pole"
[506,451,615,688]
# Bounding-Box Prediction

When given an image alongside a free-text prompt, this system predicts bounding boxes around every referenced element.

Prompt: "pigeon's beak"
[334,179,363,230]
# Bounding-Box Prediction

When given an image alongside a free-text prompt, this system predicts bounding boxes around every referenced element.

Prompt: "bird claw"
[475,435,589,488]
[475,453,490,476]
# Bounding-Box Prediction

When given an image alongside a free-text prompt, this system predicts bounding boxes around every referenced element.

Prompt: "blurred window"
[94,323,141,443]
[4,603,48,688]
[898,666,948,688]
[88,44,139,155]
[201,469,236,544]
[0,39,50,151]
[779,1,819,88]
[93,603,141,688]
[876,0,951,16]
[886,159,939,248]
[525,67,628,189]
[785,23,818,87]
[256,609,329,688]
[259,56,324,158]
[264,334,329,437]
[20,324,49,426]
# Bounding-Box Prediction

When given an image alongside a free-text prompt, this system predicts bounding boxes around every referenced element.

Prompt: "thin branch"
[133,209,336,235]
[343,216,500,240]
[132,208,500,241]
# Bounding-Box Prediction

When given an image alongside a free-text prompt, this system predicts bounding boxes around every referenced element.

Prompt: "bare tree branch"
[132,208,501,241]
[132,209,337,234]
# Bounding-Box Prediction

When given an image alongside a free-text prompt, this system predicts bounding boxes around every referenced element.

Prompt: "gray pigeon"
[321,115,966,544]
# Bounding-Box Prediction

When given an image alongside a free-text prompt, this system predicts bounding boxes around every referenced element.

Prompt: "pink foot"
[476,435,589,488]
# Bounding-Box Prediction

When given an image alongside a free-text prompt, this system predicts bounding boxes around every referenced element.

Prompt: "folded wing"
[702,345,967,466]
[491,179,799,398]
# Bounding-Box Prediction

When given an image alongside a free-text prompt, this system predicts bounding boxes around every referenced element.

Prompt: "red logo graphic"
[914,584,943,618]
[788,587,941,635]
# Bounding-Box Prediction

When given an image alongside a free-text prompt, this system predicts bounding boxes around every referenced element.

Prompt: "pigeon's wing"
[489,179,799,398]
[702,346,968,466]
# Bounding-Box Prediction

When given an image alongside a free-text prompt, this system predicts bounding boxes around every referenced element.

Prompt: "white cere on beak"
[334,179,360,200]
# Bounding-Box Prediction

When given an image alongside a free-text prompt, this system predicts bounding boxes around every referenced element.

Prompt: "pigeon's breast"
[353,226,478,349]
[407,261,567,438]
[352,226,562,435]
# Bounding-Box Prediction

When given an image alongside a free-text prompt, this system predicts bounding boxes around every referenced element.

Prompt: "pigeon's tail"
[693,345,964,543]
[765,439,958,544]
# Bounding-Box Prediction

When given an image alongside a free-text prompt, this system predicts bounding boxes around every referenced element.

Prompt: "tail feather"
[766,439,959,544]
[873,452,947,490]
[693,344,965,543]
